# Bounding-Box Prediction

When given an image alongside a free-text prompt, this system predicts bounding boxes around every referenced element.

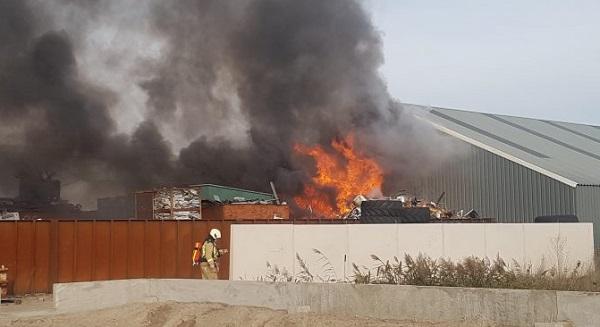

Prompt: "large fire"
[294,134,383,217]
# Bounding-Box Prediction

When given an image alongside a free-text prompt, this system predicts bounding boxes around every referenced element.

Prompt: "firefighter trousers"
[200,262,218,280]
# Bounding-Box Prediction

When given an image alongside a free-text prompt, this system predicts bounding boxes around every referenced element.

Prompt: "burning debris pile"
[293,134,383,217]
[343,192,482,223]
[290,136,474,222]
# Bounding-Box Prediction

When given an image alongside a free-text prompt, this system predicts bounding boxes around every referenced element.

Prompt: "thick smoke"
[0,0,173,205]
[0,0,457,210]
[0,1,117,194]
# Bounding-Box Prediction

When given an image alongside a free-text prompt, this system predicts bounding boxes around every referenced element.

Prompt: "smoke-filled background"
[0,0,459,210]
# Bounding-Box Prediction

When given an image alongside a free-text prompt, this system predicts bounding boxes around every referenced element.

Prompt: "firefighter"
[193,228,228,280]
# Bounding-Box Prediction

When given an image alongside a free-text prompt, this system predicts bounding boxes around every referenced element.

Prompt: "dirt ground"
[0,298,451,327]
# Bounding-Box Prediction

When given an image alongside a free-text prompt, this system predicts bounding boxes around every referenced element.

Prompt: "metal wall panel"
[14,222,35,295]
[74,221,93,282]
[93,222,111,280]
[1,219,316,295]
[144,221,162,278]
[127,221,145,278]
[576,186,600,247]
[161,221,178,277]
[110,221,129,279]
[407,144,576,223]
[32,222,50,293]
[57,221,75,283]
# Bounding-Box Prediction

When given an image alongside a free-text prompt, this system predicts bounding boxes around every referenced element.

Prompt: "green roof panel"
[196,184,275,202]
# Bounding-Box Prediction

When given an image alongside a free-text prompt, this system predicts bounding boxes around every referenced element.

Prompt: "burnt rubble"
[344,192,487,223]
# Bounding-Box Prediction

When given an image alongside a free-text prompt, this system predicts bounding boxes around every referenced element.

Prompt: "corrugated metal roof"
[135,184,275,202]
[192,184,275,202]
[407,104,600,186]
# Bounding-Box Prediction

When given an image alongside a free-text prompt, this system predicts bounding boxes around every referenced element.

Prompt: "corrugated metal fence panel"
[0,221,52,295]
[111,221,129,279]
[408,144,576,222]
[33,222,50,293]
[74,221,93,282]
[0,222,17,294]
[93,221,111,280]
[576,186,600,247]
[160,221,178,277]
[144,221,162,278]
[127,221,145,278]
[15,222,35,295]
[0,219,304,295]
[57,221,75,283]
[176,221,193,278]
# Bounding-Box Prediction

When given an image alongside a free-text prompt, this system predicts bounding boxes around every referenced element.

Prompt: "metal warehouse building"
[405,105,600,247]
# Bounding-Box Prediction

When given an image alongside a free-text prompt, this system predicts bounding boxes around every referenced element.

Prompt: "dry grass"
[313,249,338,282]
[354,253,600,292]
[262,252,318,283]
[263,261,294,282]
[261,243,600,292]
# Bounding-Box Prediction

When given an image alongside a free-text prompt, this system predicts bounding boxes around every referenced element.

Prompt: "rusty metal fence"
[0,218,354,295]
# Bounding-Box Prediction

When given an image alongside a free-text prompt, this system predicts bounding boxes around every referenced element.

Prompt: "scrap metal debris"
[344,191,484,223]
[152,187,202,220]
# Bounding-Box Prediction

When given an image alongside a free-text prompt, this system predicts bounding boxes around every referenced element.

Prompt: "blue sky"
[368,0,600,125]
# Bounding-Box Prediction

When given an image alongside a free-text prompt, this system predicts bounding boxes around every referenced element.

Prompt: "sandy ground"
[0,297,452,327]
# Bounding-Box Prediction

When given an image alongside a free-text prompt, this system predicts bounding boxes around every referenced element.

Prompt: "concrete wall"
[54,279,600,326]
[230,223,594,282]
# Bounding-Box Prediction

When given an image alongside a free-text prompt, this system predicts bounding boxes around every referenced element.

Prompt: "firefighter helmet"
[210,228,221,239]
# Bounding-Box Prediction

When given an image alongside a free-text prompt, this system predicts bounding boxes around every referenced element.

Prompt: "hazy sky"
[368,0,600,125]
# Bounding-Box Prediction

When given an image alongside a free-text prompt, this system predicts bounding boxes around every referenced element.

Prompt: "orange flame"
[294,134,383,217]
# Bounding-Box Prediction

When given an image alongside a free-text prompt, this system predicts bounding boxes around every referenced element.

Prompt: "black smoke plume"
[0,0,454,210]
